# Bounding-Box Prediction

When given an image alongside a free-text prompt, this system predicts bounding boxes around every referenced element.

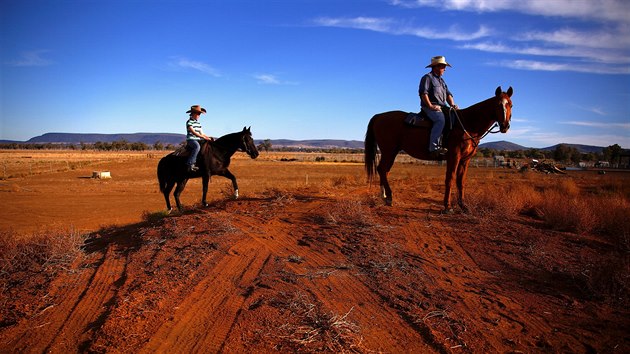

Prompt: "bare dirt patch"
[1,150,628,352]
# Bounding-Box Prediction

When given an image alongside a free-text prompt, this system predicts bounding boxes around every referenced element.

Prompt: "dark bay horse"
[157,127,259,212]
[365,86,513,212]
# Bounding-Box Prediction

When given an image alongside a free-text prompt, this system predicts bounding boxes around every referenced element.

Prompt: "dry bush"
[0,229,85,277]
[556,178,581,197]
[538,189,596,233]
[272,291,364,352]
[261,187,296,205]
[327,199,374,228]
[467,183,541,217]
[0,229,86,312]
[588,195,630,251]
[468,177,629,240]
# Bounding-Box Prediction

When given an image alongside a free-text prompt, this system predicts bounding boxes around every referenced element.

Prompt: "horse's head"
[494,86,513,133]
[239,126,259,159]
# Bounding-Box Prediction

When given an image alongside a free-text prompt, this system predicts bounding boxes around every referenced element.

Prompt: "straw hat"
[186,105,207,114]
[425,56,452,68]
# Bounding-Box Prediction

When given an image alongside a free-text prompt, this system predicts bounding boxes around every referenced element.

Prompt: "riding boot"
[188,164,199,172]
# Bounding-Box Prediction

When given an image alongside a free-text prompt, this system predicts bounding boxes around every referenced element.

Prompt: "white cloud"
[561,121,630,129]
[462,42,630,65]
[253,73,297,85]
[494,59,630,75]
[390,0,630,24]
[520,27,630,51]
[569,104,607,116]
[172,57,221,77]
[313,16,489,41]
[8,50,53,67]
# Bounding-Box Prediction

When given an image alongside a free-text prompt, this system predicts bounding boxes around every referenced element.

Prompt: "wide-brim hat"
[426,56,452,68]
[186,105,207,114]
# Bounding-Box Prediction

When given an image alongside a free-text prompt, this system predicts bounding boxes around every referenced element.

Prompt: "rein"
[211,133,254,156]
[451,107,501,149]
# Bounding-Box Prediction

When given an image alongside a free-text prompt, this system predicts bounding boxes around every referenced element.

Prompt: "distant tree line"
[474,143,626,166]
[0,140,181,151]
[1,141,626,167]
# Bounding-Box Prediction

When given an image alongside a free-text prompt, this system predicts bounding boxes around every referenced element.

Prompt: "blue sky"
[1,0,629,148]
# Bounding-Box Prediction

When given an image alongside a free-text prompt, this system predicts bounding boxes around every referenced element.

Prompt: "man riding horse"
[419,56,458,159]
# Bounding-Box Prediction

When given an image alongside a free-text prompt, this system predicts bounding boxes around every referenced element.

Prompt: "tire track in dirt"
[398,215,570,352]
[141,235,272,353]
[3,246,126,352]
[220,195,439,352]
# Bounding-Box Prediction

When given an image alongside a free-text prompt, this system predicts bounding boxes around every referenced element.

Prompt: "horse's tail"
[364,115,379,183]
[157,157,168,193]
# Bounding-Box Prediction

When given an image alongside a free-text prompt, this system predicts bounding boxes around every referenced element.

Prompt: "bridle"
[450,97,508,149]
[239,134,256,157]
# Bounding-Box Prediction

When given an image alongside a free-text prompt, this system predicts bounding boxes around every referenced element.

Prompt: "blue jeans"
[422,108,445,151]
[186,140,201,166]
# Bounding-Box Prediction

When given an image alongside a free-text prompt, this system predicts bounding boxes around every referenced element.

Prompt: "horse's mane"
[214,131,238,143]
[462,96,496,112]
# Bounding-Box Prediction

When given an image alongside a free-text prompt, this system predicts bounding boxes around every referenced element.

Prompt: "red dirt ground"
[0,156,628,352]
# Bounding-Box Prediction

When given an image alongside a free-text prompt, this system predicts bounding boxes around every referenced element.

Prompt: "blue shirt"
[186,118,203,141]
[419,72,453,107]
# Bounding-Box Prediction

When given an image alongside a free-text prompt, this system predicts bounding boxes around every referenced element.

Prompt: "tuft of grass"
[271,291,364,352]
[142,210,171,223]
[467,183,541,217]
[261,187,296,205]
[327,199,374,228]
[538,189,596,233]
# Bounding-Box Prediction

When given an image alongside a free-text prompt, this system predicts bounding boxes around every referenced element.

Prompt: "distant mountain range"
[478,140,606,153]
[0,133,608,153]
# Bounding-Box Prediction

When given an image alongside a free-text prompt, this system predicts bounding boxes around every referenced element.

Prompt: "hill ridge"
[0,132,608,152]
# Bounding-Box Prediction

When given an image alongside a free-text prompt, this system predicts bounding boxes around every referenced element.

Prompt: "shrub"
[538,189,596,234]
[0,229,85,277]
[327,200,374,228]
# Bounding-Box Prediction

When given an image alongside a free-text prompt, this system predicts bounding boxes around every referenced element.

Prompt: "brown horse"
[365,86,513,212]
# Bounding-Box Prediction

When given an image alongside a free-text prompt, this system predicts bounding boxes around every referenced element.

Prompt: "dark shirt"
[419,72,453,107]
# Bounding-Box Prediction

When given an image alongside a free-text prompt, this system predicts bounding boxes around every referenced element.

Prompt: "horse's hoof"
[202,203,209,207]
[385,198,393,206]
[441,208,455,215]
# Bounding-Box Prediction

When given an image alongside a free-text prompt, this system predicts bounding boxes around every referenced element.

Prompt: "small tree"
[259,139,272,153]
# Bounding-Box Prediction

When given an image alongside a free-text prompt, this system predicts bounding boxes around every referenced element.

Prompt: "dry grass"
[467,175,630,250]
[0,150,153,179]
[466,172,630,303]
[271,291,364,352]
[327,199,375,228]
[0,229,85,276]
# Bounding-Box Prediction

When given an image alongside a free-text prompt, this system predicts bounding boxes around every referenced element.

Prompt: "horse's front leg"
[443,160,458,213]
[201,174,210,207]
[223,169,239,199]
[456,160,472,213]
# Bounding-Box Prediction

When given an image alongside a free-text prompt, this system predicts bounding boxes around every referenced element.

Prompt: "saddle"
[171,141,212,158]
[404,110,432,128]
[404,107,455,145]
[172,144,190,157]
